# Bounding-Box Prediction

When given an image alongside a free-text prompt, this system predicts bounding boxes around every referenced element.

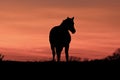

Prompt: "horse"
[49,17,76,62]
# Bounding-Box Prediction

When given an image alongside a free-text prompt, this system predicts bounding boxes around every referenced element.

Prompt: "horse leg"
[65,45,69,62]
[51,45,55,61]
[56,46,63,62]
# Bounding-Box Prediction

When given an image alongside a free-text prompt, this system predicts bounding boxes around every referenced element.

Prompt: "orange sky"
[0,0,120,61]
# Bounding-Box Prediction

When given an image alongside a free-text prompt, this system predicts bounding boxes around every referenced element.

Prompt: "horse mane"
[60,18,71,26]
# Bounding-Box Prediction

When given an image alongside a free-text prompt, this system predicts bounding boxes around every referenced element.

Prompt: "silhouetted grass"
[1,48,120,66]
[0,59,120,64]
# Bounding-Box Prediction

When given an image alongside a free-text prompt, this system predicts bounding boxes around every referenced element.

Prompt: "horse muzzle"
[72,30,76,34]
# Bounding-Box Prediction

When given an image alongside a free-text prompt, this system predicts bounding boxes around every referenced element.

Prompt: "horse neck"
[59,25,68,32]
[59,23,68,32]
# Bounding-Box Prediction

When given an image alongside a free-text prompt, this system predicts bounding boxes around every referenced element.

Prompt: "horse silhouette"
[49,17,76,62]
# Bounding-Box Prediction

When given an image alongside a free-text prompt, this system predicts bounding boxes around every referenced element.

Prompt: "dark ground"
[0,60,119,79]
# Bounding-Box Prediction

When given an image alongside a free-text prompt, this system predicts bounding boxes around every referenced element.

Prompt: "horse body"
[50,26,71,47]
[49,17,76,62]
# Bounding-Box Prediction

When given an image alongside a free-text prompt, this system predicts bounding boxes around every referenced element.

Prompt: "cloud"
[0,0,120,61]
[0,0,120,9]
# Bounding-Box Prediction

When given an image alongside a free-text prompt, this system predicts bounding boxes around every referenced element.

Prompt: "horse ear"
[72,17,74,20]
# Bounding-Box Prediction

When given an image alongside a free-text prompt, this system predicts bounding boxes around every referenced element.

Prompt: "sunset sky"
[0,0,120,61]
